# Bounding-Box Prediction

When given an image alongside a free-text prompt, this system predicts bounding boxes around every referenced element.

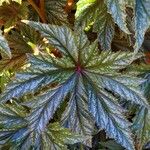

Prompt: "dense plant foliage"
[0,0,150,150]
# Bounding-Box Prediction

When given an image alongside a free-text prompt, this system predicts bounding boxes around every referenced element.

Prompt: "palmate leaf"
[0,30,11,58]
[0,103,82,149]
[1,21,149,150]
[75,0,115,50]
[93,3,115,51]
[134,0,150,52]
[83,76,134,150]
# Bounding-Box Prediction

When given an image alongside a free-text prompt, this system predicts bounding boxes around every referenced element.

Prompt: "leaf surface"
[105,0,129,34]
[1,21,148,150]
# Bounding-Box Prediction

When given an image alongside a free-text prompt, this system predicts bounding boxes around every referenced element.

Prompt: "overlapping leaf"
[0,21,148,150]
[75,0,115,50]
[76,0,150,52]
[140,65,150,101]
[42,122,84,150]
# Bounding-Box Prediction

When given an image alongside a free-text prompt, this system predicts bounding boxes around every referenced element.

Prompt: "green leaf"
[105,0,129,34]
[134,0,150,52]
[0,24,44,72]
[0,102,29,147]
[87,73,148,107]
[141,68,150,101]
[0,30,11,58]
[75,0,97,28]
[1,22,148,150]
[43,122,84,150]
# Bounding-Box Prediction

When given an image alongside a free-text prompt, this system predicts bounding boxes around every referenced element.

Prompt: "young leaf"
[1,22,148,150]
[0,30,11,58]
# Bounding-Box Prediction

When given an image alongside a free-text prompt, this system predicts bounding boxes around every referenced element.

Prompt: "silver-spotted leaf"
[1,22,148,150]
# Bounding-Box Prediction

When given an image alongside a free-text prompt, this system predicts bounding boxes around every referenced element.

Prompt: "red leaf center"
[76,64,83,73]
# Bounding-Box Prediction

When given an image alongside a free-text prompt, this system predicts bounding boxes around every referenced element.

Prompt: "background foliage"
[0,0,150,150]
